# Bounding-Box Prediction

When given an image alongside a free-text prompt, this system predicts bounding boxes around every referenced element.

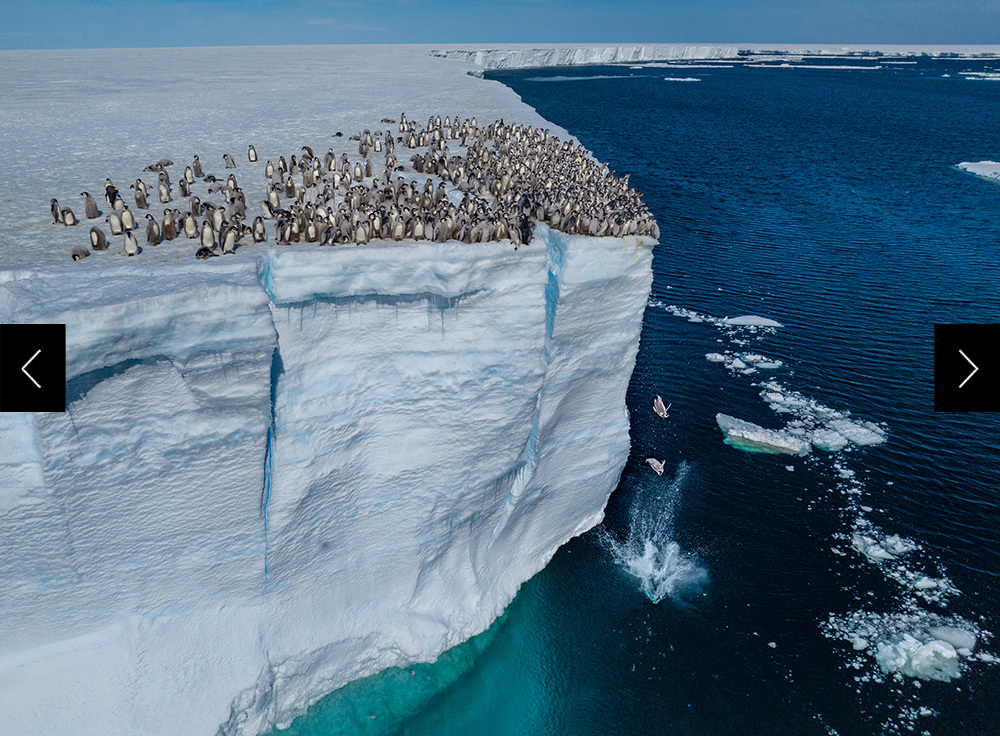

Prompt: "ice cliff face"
[0,228,653,735]
[432,45,740,70]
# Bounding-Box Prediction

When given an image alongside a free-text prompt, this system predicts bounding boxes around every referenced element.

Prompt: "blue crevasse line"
[489,227,566,546]
[261,427,273,577]
[260,345,283,578]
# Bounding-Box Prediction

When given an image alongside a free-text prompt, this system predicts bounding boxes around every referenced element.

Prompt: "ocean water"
[279,59,1000,736]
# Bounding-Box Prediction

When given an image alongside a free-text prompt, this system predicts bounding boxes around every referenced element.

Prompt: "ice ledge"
[430,44,1000,71]
[431,45,740,70]
[0,231,654,736]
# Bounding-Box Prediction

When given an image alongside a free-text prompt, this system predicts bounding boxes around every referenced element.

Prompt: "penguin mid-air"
[224,153,237,169]
[123,229,139,257]
[248,145,257,163]
[81,192,99,219]
[89,226,108,251]
[145,213,160,245]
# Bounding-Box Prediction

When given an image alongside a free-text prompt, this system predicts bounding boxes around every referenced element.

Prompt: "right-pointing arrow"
[958,349,979,389]
[21,349,41,389]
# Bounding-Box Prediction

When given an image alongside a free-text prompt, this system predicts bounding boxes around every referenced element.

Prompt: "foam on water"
[601,462,707,603]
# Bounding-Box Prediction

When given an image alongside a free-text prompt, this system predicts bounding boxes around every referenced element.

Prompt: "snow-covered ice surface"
[0,46,654,736]
[957,160,1000,184]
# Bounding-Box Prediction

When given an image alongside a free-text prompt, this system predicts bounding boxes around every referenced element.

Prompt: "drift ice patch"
[660,300,996,732]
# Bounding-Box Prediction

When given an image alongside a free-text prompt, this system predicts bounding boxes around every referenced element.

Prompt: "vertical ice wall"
[0,229,653,736]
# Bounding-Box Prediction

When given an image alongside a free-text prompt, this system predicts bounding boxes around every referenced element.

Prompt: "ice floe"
[957,160,1000,184]
[716,413,811,455]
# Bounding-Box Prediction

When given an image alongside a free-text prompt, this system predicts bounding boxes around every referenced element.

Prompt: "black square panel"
[0,324,67,412]
[934,324,1000,413]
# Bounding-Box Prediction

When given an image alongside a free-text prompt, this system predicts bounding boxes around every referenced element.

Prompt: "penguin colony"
[52,114,659,260]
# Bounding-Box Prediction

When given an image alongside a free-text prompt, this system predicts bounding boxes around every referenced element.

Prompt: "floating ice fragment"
[722,315,783,327]
[875,635,961,681]
[705,353,726,362]
[927,626,977,652]
[716,413,811,455]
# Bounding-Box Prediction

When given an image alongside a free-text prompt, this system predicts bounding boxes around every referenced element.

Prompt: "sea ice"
[715,414,811,455]
[957,160,1000,184]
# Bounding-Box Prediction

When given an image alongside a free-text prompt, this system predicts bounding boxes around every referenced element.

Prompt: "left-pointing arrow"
[22,349,41,388]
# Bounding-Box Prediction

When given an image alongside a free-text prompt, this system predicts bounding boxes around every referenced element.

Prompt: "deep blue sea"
[280,58,1000,736]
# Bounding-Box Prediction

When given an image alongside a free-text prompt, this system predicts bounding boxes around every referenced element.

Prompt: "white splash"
[602,461,707,603]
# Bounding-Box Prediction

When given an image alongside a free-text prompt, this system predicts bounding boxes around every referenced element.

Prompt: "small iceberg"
[664,77,701,82]
[716,413,811,456]
[646,457,665,475]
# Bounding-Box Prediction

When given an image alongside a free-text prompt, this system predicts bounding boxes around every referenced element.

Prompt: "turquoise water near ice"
[278,58,1000,736]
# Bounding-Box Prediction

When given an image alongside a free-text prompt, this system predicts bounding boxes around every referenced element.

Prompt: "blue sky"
[1,0,998,50]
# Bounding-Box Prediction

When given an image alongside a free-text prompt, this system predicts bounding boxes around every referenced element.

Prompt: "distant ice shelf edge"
[431,44,1000,71]
[0,227,654,736]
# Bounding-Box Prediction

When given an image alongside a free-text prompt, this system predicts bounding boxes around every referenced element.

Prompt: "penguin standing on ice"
[145,213,160,245]
[220,225,236,253]
[129,185,144,209]
[50,198,63,224]
[81,192,99,219]
[123,229,139,256]
[61,207,77,225]
[162,210,177,241]
[106,211,123,235]
[90,226,108,250]
[248,145,257,163]
[192,155,204,178]
[158,181,170,204]
[224,153,237,169]
[183,213,198,239]
[104,179,119,207]
[121,205,136,231]
[252,216,266,242]
[200,220,215,250]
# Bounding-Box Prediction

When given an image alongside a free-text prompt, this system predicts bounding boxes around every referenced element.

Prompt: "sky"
[0,0,998,50]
